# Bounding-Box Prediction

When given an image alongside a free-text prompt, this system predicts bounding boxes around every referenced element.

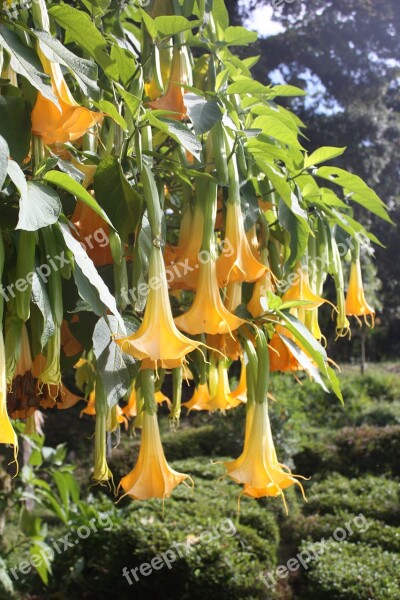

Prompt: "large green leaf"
[304,146,346,168]
[315,166,392,223]
[34,30,100,100]
[93,315,139,408]
[154,15,201,37]
[94,157,143,240]
[278,199,309,268]
[59,222,124,329]
[0,134,8,190]
[224,26,258,46]
[31,270,55,349]
[0,96,31,162]
[226,77,268,95]
[252,115,303,149]
[183,93,222,135]
[146,112,202,160]
[17,182,61,231]
[43,170,114,228]
[48,5,114,77]
[0,26,58,106]
[277,310,343,402]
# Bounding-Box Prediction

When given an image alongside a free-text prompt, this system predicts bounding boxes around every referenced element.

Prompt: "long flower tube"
[0,329,18,463]
[147,44,190,120]
[31,49,103,145]
[225,330,306,513]
[216,134,266,286]
[115,162,200,368]
[345,244,375,326]
[174,180,245,336]
[327,232,351,337]
[119,369,190,500]
[92,375,113,486]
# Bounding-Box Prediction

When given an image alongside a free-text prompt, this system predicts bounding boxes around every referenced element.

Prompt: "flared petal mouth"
[115,246,200,366]
[345,261,375,324]
[174,259,245,335]
[119,412,189,500]
[182,383,212,412]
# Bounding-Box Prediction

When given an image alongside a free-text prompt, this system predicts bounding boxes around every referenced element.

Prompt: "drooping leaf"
[183,93,222,135]
[278,199,309,268]
[34,30,100,100]
[31,270,55,348]
[59,222,124,330]
[146,112,202,160]
[16,182,61,231]
[43,171,114,228]
[93,315,139,408]
[0,96,31,162]
[0,134,9,190]
[0,26,57,106]
[94,157,143,240]
[316,166,392,223]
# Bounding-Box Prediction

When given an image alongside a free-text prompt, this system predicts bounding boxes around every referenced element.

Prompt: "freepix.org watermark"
[122,518,237,585]
[7,512,113,582]
[259,513,370,589]
[0,226,109,302]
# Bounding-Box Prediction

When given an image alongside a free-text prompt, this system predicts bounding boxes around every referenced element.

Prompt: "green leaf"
[94,157,143,240]
[226,78,268,95]
[94,99,127,131]
[93,315,139,408]
[0,134,8,190]
[0,25,58,106]
[212,0,229,29]
[183,93,222,135]
[115,83,141,118]
[305,146,346,168]
[146,113,202,159]
[31,270,56,348]
[279,333,329,393]
[0,96,31,162]
[278,310,343,401]
[224,26,258,46]
[7,157,27,203]
[315,166,392,223]
[253,115,303,149]
[154,15,201,37]
[278,199,309,268]
[59,222,124,330]
[48,5,114,76]
[270,84,306,97]
[43,170,114,228]
[34,30,100,100]
[16,182,61,231]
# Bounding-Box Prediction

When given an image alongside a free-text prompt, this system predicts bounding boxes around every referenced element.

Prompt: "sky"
[240,2,286,36]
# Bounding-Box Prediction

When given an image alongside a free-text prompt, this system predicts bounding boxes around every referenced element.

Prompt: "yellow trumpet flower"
[31,52,102,145]
[147,46,188,120]
[174,258,245,335]
[217,200,266,286]
[282,264,326,309]
[182,382,212,412]
[208,360,241,412]
[119,410,189,500]
[345,260,375,326]
[225,400,306,513]
[0,330,18,457]
[116,245,200,369]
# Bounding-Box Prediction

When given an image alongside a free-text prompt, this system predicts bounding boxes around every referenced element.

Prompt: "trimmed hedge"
[303,474,400,526]
[15,458,281,600]
[300,540,400,600]
[294,426,400,478]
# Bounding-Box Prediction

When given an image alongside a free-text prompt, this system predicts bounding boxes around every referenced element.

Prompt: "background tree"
[227,0,400,360]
